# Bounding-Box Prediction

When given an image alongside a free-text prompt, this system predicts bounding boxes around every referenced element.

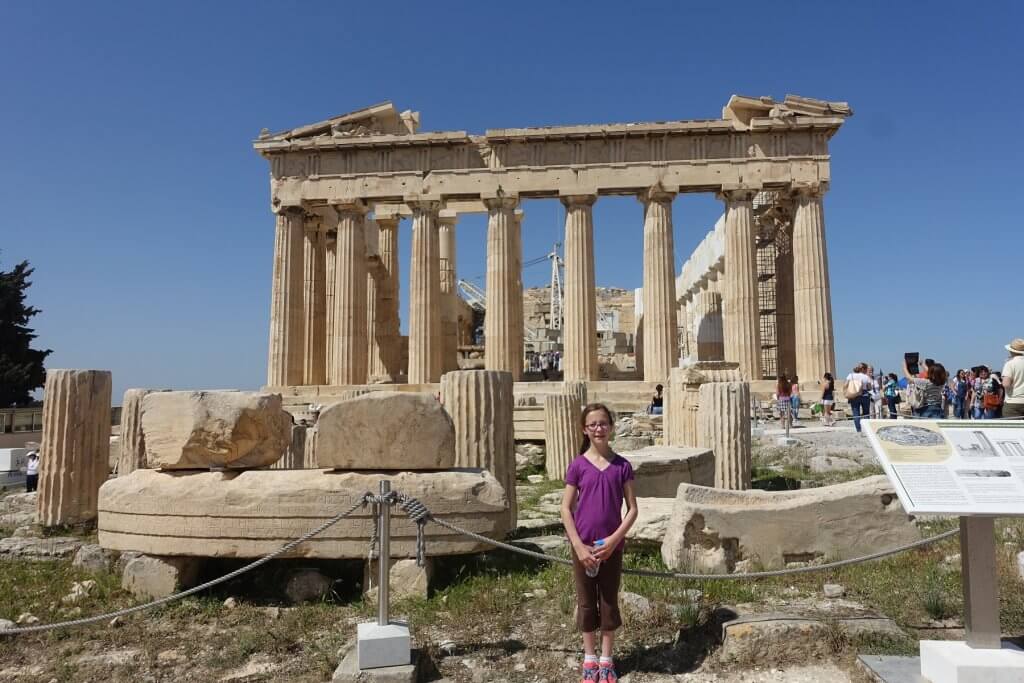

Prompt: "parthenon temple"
[254,94,851,393]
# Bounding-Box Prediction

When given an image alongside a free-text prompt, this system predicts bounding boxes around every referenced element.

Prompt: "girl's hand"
[574,542,598,570]
[592,537,618,561]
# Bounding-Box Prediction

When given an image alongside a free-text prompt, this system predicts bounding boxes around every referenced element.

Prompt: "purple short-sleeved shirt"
[565,453,635,545]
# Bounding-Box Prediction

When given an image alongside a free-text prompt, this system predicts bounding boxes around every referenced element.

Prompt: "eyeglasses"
[585,422,611,431]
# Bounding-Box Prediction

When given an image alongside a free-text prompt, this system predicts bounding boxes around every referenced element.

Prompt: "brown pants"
[572,546,623,632]
[1004,402,1024,418]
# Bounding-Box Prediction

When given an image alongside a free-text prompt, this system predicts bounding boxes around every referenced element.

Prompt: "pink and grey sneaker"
[580,660,600,682]
[598,662,618,682]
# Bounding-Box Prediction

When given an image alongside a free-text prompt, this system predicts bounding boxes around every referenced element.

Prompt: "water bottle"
[585,539,605,578]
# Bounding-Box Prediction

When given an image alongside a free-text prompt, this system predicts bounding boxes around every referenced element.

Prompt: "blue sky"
[2,1,1019,400]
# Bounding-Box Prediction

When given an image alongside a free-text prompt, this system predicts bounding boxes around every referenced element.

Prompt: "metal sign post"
[377,480,390,627]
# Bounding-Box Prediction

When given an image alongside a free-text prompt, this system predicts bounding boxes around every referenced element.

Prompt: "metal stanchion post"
[377,480,390,627]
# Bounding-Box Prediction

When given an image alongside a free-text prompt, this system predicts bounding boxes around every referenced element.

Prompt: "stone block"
[315,392,454,470]
[98,468,509,559]
[333,644,420,683]
[661,476,919,572]
[544,394,582,481]
[121,554,200,600]
[271,424,307,469]
[363,558,432,601]
[37,369,112,527]
[142,391,291,470]
[620,446,714,496]
[357,622,411,670]
[117,389,162,476]
[698,381,752,490]
[72,543,116,573]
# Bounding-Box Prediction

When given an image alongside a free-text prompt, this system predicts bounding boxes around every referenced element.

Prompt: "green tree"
[0,260,51,407]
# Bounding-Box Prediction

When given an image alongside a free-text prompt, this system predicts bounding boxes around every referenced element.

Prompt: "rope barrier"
[0,493,374,635]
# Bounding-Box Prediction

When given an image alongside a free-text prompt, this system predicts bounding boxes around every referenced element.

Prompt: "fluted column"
[267,206,305,386]
[439,213,460,374]
[330,200,369,385]
[774,234,796,377]
[302,214,327,385]
[38,369,112,527]
[376,217,401,378]
[325,231,337,382]
[721,189,762,380]
[640,187,678,381]
[484,197,523,380]
[792,183,835,382]
[545,394,583,480]
[694,287,724,361]
[561,195,598,381]
[367,255,388,381]
[116,388,154,476]
[408,201,442,384]
[441,370,516,529]
[698,381,752,490]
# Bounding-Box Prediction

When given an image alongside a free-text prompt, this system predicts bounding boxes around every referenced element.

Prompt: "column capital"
[272,204,305,217]
[560,194,597,209]
[437,210,459,226]
[639,184,676,205]
[717,187,758,203]
[406,199,442,215]
[328,199,369,218]
[482,196,518,211]
[790,181,829,199]
[374,215,400,230]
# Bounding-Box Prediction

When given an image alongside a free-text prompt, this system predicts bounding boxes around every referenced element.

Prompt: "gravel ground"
[621,664,856,682]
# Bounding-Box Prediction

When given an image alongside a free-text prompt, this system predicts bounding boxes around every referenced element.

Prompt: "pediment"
[723,94,853,129]
[258,102,420,142]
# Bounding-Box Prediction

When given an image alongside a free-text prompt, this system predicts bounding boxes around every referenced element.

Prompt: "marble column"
[792,183,836,382]
[438,212,460,374]
[774,236,797,377]
[37,369,112,527]
[408,201,442,384]
[367,254,388,381]
[484,197,523,380]
[330,200,369,385]
[376,216,401,378]
[117,388,154,476]
[561,195,598,381]
[721,189,762,380]
[325,231,337,383]
[698,380,752,490]
[267,206,305,387]
[640,187,678,381]
[694,287,724,361]
[302,214,327,386]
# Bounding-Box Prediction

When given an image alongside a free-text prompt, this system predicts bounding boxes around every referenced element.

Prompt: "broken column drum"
[544,394,583,480]
[698,381,752,490]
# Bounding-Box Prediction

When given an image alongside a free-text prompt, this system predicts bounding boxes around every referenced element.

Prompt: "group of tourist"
[772,338,1024,433]
[525,350,562,380]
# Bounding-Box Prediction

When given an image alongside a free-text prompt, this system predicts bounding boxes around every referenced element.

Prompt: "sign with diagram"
[864,420,1024,515]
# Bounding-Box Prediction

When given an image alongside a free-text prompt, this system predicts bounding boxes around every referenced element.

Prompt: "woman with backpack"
[969,366,1000,419]
[904,358,947,419]
[845,363,874,433]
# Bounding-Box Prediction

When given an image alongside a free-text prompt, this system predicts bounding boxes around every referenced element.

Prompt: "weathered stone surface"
[661,476,919,572]
[364,558,432,601]
[315,392,454,470]
[544,394,582,481]
[0,536,83,560]
[441,371,516,526]
[121,554,200,600]
[627,497,676,543]
[0,492,36,528]
[333,646,420,683]
[665,362,740,448]
[98,468,508,559]
[72,544,116,573]
[270,424,307,469]
[698,381,752,490]
[142,391,291,470]
[620,446,715,497]
[37,369,112,527]
[117,389,159,476]
[809,455,860,473]
[284,568,331,603]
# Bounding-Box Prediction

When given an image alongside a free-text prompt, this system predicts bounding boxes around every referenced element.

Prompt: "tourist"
[904,358,947,419]
[997,339,1024,419]
[844,363,873,433]
[867,366,882,419]
[775,374,793,427]
[883,373,900,419]
[790,376,801,424]
[951,369,970,419]
[969,366,1000,419]
[540,352,551,381]
[560,403,638,683]
[24,449,39,493]
[992,372,1006,418]
[649,384,664,415]
[820,372,835,426]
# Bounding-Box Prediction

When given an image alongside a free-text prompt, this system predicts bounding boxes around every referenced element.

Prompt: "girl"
[776,374,793,428]
[561,403,639,683]
[820,372,835,426]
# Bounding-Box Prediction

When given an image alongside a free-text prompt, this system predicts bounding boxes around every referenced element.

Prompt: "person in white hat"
[1002,339,1024,418]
